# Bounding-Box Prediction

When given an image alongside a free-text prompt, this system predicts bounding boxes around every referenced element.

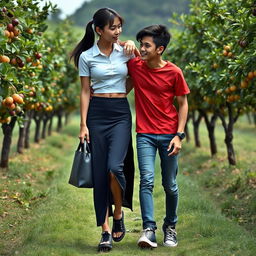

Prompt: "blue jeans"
[136,133,178,230]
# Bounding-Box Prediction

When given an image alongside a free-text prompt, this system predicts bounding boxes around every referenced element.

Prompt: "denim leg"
[158,134,179,227]
[136,134,157,230]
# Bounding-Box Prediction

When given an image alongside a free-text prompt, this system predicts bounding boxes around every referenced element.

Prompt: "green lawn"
[0,115,255,256]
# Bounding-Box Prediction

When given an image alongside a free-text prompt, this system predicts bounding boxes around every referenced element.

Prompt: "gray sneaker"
[137,228,157,248]
[162,225,178,247]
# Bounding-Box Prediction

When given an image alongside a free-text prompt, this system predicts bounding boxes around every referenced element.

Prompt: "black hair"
[136,25,171,54]
[70,8,124,67]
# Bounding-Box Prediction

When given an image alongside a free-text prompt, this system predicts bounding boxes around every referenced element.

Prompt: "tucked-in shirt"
[128,57,190,134]
[78,43,132,93]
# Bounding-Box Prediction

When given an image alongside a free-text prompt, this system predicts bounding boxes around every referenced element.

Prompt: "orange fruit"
[229,85,237,92]
[12,94,24,104]
[27,28,33,34]
[224,45,231,51]
[240,80,248,88]
[4,30,10,37]
[228,52,233,58]
[5,96,14,105]
[13,28,20,36]
[223,50,228,56]
[247,72,254,80]
[8,103,16,110]
[0,55,10,63]
[11,58,17,65]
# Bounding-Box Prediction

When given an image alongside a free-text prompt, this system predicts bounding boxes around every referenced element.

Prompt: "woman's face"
[98,16,122,43]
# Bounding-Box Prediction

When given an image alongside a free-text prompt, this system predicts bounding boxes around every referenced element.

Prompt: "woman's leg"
[101,207,110,233]
[110,173,123,238]
[107,120,131,239]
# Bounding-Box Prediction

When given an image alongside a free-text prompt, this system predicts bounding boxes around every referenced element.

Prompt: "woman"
[70,8,136,252]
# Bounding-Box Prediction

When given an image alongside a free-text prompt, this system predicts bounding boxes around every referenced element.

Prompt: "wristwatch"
[175,132,186,140]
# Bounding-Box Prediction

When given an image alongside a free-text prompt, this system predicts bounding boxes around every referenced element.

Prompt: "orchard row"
[168,0,256,165]
[0,0,80,168]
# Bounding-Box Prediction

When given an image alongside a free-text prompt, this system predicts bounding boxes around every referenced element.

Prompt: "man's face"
[139,36,160,61]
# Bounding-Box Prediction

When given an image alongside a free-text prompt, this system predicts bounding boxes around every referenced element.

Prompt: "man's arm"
[167,95,188,156]
[126,76,134,95]
[176,95,189,133]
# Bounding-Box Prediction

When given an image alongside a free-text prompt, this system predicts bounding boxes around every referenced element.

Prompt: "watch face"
[177,132,185,140]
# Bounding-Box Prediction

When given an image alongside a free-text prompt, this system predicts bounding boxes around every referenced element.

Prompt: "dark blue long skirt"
[87,96,135,226]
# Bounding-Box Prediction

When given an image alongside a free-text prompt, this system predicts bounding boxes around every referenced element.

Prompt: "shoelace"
[101,232,111,243]
[143,227,153,234]
[165,227,176,241]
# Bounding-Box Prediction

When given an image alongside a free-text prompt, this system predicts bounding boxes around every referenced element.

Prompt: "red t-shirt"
[128,57,190,134]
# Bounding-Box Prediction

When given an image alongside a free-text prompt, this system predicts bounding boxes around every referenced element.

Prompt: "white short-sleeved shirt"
[78,43,133,93]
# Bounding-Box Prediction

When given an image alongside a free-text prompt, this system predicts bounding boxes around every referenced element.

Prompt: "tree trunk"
[246,112,252,125]
[17,126,25,154]
[217,103,240,165]
[48,114,53,136]
[185,115,191,142]
[34,112,43,143]
[199,109,218,156]
[65,112,70,126]
[0,117,17,168]
[56,109,63,132]
[253,113,256,127]
[192,110,203,147]
[25,111,33,149]
[41,114,49,139]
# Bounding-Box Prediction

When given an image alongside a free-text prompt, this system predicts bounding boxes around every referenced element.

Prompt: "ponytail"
[70,8,124,67]
[70,20,95,68]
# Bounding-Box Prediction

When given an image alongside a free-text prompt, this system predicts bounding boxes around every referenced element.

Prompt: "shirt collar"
[92,42,122,57]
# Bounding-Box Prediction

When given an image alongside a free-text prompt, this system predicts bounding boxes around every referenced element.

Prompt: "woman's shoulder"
[80,47,94,59]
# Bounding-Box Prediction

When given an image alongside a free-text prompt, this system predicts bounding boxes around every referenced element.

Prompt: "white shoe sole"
[163,241,178,247]
[138,237,157,248]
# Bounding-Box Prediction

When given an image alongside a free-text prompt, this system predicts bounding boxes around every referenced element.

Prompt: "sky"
[39,0,89,18]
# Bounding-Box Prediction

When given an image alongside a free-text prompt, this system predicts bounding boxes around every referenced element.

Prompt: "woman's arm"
[119,40,140,57]
[79,76,91,143]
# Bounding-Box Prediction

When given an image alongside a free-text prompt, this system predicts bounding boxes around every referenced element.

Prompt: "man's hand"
[167,136,182,156]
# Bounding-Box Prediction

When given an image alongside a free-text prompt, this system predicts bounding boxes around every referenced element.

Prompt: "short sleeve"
[127,57,138,76]
[174,69,190,96]
[78,53,90,77]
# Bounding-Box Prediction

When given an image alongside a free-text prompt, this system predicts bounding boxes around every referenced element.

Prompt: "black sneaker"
[98,231,113,252]
[162,225,178,247]
[137,228,157,248]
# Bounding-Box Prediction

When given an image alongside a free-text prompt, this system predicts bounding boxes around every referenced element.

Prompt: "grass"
[181,116,256,235]
[0,114,256,255]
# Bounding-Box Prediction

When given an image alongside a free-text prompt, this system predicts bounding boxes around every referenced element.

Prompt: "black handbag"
[68,141,93,188]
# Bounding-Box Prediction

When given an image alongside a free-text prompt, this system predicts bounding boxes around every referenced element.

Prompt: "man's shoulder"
[128,56,142,66]
[166,61,183,74]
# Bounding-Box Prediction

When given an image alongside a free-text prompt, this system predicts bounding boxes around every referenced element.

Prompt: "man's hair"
[136,25,171,54]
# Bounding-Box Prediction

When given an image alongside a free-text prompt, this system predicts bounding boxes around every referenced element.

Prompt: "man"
[127,24,190,248]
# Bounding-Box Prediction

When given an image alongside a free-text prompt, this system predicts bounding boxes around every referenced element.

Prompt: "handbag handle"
[77,141,90,153]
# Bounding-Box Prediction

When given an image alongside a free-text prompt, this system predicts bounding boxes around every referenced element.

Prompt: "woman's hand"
[79,124,90,143]
[119,40,140,56]
[123,40,136,55]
